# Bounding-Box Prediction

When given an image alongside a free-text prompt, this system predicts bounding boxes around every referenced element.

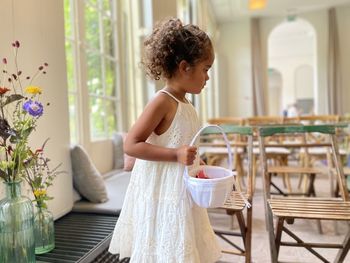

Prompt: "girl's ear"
[178,60,190,74]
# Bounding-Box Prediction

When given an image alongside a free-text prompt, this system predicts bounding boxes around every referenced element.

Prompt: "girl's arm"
[124,94,196,165]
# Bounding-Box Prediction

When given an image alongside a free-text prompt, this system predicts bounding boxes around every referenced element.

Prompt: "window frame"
[64,0,123,145]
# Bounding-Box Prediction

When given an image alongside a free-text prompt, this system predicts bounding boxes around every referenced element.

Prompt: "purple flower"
[23,100,44,117]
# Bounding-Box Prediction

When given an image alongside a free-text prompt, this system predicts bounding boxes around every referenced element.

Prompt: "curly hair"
[142,18,212,80]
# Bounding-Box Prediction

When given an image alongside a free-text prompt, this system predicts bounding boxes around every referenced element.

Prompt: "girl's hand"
[176,146,197,165]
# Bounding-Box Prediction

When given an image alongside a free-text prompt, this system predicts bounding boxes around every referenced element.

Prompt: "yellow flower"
[25,86,42,95]
[34,189,47,197]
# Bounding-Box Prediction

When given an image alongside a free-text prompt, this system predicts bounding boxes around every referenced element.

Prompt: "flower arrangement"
[0,40,48,183]
[23,138,64,209]
[0,40,62,257]
[0,41,62,207]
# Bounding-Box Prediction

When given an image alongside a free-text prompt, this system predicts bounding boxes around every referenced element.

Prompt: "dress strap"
[183,96,191,104]
[159,90,181,103]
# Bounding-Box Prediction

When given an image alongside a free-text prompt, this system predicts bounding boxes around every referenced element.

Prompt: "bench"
[37,133,132,262]
[36,213,125,263]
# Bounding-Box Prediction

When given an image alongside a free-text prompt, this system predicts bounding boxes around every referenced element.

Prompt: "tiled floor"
[208,173,350,263]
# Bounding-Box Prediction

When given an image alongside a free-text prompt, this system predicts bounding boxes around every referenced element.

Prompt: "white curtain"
[327,8,342,115]
[251,18,266,116]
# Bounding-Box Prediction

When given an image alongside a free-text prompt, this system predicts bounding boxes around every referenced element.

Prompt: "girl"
[108,18,221,263]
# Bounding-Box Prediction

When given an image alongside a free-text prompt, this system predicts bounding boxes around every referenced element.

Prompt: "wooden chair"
[246,116,284,126]
[205,118,246,188]
[258,124,350,263]
[202,125,253,263]
[283,116,301,124]
[245,116,292,192]
[298,115,340,146]
[297,115,344,193]
[207,117,245,126]
[299,115,340,124]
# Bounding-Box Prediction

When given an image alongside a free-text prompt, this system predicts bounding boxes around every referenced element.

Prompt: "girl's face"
[186,47,215,94]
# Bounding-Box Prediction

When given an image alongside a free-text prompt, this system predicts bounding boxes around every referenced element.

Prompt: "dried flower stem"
[13,45,23,94]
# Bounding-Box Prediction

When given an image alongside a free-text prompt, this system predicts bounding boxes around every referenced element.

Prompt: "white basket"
[184,125,235,208]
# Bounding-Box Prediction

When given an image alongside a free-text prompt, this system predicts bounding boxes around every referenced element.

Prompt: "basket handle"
[185,125,251,208]
[188,124,233,171]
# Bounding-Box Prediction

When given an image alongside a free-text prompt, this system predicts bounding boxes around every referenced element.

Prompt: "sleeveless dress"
[108,90,221,263]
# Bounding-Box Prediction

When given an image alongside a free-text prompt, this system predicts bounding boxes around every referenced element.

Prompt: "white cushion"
[71,145,108,203]
[112,132,125,169]
[72,170,131,214]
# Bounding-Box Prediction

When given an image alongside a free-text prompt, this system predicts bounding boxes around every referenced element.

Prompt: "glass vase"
[0,180,35,263]
[34,205,55,254]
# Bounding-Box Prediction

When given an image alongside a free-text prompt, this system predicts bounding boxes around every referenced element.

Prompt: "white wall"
[216,19,253,117]
[337,5,350,114]
[0,0,72,219]
[217,6,350,117]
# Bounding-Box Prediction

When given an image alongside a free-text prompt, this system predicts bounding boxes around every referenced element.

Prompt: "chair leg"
[245,205,253,263]
[275,217,284,255]
[236,212,246,245]
[284,173,292,193]
[252,154,257,194]
[236,208,253,263]
[226,209,237,230]
[307,174,323,234]
[266,206,278,263]
[334,229,350,263]
[306,174,316,197]
[280,156,292,193]
[230,214,236,229]
[236,154,245,189]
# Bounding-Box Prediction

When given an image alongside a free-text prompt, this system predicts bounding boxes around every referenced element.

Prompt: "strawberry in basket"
[196,170,209,179]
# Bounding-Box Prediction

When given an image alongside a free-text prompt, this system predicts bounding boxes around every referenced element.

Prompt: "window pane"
[103,0,112,16]
[64,0,73,38]
[103,17,115,57]
[69,94,78,144]
[64,0,120,143]
[105,58,116,96]
[65,41,76,92]
[86,51,102,95]
[84,5,100,50]
[85,0,98,9]
[105,99,117,136]
[90,97,105,139]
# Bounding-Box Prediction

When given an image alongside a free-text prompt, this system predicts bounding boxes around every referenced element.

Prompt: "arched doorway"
[268,18,317,116]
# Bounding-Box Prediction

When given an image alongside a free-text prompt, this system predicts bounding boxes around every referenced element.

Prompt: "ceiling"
[208,0,350,24]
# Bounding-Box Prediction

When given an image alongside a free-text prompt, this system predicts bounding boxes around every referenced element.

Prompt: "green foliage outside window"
[64,0,118,142]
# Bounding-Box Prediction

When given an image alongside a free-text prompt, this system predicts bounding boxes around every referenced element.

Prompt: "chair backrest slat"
[246,116,283,126]
[207,117,245,126]
[299,114,340,123]
[202,125,253,136]
[259,123,348,137]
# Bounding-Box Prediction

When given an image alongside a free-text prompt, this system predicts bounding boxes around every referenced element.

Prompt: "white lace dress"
[108,90,221,263]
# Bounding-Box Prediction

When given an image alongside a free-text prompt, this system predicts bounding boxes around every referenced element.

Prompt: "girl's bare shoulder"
[146,91,178,111]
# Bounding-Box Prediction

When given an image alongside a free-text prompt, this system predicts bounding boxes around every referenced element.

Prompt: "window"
[64,0,79,143]
[178,0,219,121]
[64,0,120,143]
